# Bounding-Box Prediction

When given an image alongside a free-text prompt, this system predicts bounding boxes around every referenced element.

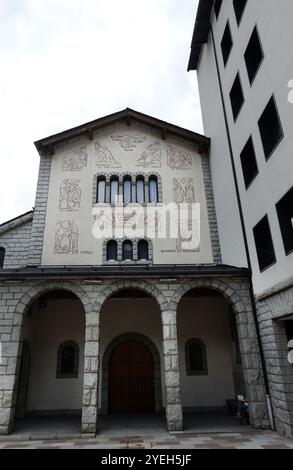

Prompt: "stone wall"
[0,275,269,434]
[256,286,293,437]
[0,215,33,269]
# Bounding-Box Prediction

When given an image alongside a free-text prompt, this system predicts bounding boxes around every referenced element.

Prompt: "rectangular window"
[214,0,223,19]
[229,73,244,121]
[258,96,284,160]
[244,27,264,84]
[285,321,293,342]
[253,215,277,272]
[233,0,248,25]
[276,187,293,256]
[221,22,233,66]
[240,137,259,189]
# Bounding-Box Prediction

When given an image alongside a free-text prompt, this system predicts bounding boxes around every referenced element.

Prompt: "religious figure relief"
[54,220,79,254]
[173,178,195,203]
[167,144,192,170]
[95,142,121,168]
[111,135,146,151]
[59,179,81,211]
[62,146,88,171]
[136,142,162,168]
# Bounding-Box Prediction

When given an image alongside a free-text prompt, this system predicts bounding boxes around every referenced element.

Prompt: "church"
[0,108,270,436]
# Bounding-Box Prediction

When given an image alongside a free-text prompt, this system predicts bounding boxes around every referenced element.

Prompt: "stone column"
[161,309,183,432]
[81,311,100,435]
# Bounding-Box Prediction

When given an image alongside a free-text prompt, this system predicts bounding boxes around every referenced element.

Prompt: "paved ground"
[2,414,292,449]
[0,431,293,449]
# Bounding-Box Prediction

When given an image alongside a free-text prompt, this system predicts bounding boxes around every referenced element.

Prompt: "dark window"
[110,177,119,204]
[258,96,283,160]
[285,321,293,342]
[138,240,149,261]
[123,240,133,261]
[149,176,158,203]
[240,137,259,189]
[276,187,293,255]
[136,176,145,203]
[214,0,223,19]
[230,73,244,121]
[97,176,106,203]
[244,27,264,84]
[221,22,233,66]
[233,0,247,25]
[253,215,276,272]
[0,247,5,269]
[57,341,79,378]
[185,339,208,376]
[123,176,132,203]
[106,240,118,261]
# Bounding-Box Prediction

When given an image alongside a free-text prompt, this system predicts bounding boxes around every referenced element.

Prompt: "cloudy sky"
[0,0,202,224]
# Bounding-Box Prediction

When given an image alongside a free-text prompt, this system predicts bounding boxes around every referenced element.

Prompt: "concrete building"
[188,0,293,436]
[0,109,269,436]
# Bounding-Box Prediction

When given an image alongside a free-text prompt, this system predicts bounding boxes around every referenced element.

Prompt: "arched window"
[123,240,133,261]
[110,177,119,204]
[136,176,145,203]
[0,247,5,269]
[57,341,79,378]
[97,176,106,203]
[149,176,158,204]
[123,176,132,203]
[107,240,118,261]
[138,240,149,261]
[185,339,208,376]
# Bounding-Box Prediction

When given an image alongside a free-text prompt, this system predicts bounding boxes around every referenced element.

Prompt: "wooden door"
[109,340,155,414]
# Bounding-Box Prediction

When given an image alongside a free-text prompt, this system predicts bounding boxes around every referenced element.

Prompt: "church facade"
[0,109,269,435]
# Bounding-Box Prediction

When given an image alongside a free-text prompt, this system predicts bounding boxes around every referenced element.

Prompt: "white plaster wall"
[178,297,235,408]
[25,299,85,412]
[197,0,293,294]
[41,122,213,266]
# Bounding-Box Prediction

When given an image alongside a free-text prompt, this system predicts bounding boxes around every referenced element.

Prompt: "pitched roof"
[34,108,210,155]
[0,210,34,234]
[187,0,214,71]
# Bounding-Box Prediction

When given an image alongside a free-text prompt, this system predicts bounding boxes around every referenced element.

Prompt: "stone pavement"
[0,431,293,449]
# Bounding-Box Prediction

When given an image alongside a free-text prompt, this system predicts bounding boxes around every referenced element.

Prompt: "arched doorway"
[109,339,155,414]
[177,287,245,430]
[14,289,86,433]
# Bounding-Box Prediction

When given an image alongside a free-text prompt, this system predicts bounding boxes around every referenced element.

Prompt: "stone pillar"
[161,309,183,432]
[235,308,269,429]
[0,323,22,435]
[81,312,100,435]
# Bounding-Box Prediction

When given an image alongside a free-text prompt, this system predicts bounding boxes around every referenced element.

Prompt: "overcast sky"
[0,0,202,224]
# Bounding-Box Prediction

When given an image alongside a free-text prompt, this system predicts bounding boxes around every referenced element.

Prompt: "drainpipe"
[209,27,275,431]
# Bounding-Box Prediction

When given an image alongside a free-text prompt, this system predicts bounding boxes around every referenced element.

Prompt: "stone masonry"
[0,275,269,435]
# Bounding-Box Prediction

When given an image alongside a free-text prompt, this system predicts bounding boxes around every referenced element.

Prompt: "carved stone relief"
[173,177,195,204]
[111,135,146,151]
[167,144,192,170]
[54,220,79,254]
[62,146,88,171]
[95,142,121,168]
[59,179,81,211]
[136,142,162,168]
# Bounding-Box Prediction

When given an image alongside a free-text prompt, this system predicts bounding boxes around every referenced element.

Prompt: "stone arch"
[101,332,162,414]
[14,280,93,326]
[94,280,168,314]
[172,278,249,316]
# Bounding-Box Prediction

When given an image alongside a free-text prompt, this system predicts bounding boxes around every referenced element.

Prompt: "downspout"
[209,27,275,431]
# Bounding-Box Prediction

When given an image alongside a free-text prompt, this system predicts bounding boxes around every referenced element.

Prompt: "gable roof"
[187,0,213,71]
[0,210,34,235]
[34,108,210,155]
